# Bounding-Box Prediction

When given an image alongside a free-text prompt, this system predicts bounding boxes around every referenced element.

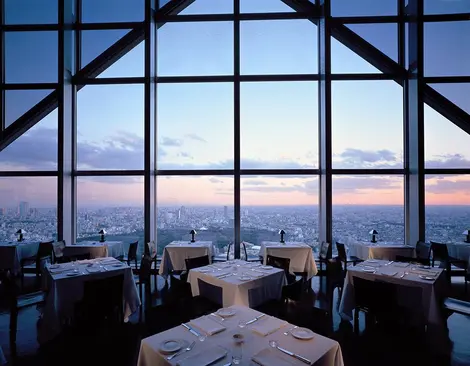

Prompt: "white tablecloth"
[159,241,213,276]
[188,260,286,308]
[39,257,140,344]
[0,241,40,275]
[64,241,124,259]
[137,305,344,366]
[339,259,448,326]
[348,242,415,261]
[447,243,470,264]
[258,241,318,279]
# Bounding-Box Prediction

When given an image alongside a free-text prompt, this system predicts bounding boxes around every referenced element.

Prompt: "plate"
[112,263,123,267]
[419,275,434,281]
[49,264,60,269]
[366,260,379,263]
[362,268,376,273]
[216,308,236,318]
[158,339,182,354]
[260,265,273,270]
[66,272,79,276]
[199,268,210,273]
[418,265,431,269]
[291,327,315,340]
[239,275,251,281]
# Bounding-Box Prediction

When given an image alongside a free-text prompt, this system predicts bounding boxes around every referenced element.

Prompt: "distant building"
[19,201,29,217]
[224,205,228,219]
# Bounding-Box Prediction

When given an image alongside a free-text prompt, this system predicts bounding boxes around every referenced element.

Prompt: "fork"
[283,326,298,336]
[167,341,196,360]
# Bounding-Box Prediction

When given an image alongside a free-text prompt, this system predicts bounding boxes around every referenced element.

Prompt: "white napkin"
[251,316,287,336]
[189,316,226,336]
[176,346,227,366]
[251,348,293,366]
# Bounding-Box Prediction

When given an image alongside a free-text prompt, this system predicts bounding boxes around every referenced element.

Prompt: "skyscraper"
[19,201,30,217]
[224,205,228,220]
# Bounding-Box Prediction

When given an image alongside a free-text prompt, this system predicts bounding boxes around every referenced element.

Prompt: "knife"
[245,314,265,325]
[276,346,312,365]
[182,323,200,337]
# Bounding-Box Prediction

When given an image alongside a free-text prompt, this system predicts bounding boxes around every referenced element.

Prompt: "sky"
[1,0,470,207]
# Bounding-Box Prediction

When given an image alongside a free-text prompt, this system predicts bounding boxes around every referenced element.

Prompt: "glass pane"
[0,177,57,242]
[157,83,233,170]
[156,176,234,259]
[424,0,470,14]
[81,30,129,68]
[241,82,318,169]
[332,0,397,16]
[430,83,470,115]
[157,22,233,77]
[5,32,58,83]
[77,176,144,255]
[332,175,404,244]
[331,37,381,74]
[98,42,144,78]
[0,112,57,171]
[5,89,53,128]
[241,20,317,75]
[77,84,144,170]
[425,22,470,76]
[81,0,144,22]
[425,105,470,168]
[5,0,58,24]
[180,0,233,14]
[426,175,470,243]
[241,175,319,252]
[332,81,403,168]
[346,23,398,62]
[240,0,295,13]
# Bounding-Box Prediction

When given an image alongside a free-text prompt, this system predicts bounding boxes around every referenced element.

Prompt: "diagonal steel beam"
[281,0,470,135]
[0,0,194,151]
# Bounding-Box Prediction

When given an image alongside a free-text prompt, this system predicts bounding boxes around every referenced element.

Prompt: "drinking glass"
[232,343,242,364]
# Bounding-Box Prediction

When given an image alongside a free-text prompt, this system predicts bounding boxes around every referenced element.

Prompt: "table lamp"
[99,229,106,242]
[16,229,25,242]
[190,229,197,243]
[369,229,378,243]
[463,230,470,243]
[279,229,286,244]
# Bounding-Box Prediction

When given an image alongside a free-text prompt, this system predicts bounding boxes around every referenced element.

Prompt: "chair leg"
[354,308,359,335]
[10,307,18,346]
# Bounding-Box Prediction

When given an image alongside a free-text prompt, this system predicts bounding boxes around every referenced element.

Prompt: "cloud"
[242,179,318,195]
[160,137,182,147]
[208,177,223,184]
[243,180,268,186]
[334,176,401,191]
[156,158,313,170]
[426,178,470,194]
[185,133,207,143]
[426,154,470,169]
[178,152,192,159]
[335,148,401,169]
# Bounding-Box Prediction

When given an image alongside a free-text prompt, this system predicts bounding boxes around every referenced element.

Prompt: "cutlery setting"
[245,314,265,325]
[283,325,298,336]
[269,340,312,365]
[167,341,196,360]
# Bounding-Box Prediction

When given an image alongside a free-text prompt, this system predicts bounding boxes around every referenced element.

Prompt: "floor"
[1,273,470,366]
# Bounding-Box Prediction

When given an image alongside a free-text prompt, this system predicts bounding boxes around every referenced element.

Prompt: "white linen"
[348,241,415,261]
[188,260,286,307]
[39,257,140,344]
[447,243,470,264]
[259,241,318,279]
[159,241,213,276]
[339,259,448,326]
[137,305,344,366]
[0,241,40,275]
[64,241,124,259]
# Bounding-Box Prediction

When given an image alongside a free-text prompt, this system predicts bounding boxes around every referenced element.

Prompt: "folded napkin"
[379,271,398,277]
[393,262,411,268]
[86,267,101,273]
[252,348,293,366]
[362,261,382,267]
[176,345,227,366]
[410,269,438,277]
[213,272,230,278]
[251,316,287,337]
[49,266,73,274]
[100,258,118,263]
[189,316,226,336]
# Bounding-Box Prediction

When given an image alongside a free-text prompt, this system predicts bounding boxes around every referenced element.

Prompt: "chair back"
[430,241,449,262]
[266,255,290,273]
[185,255,210,270]
[326,256,345,285]
[335,242,347,262]
[320,241,332,260]
[145,241,157,258]
[353,277,397,313]
[37,241,54,260]
[395,255,430,266]
[0,270,18,308]
[416,240,431,259]
[197,278,223,306]
[128,241,138,260]
[52,240,66,261]
[226,242,233,260]
[226,242,251,261]
[139,254,153,284]
[241,242,249,260]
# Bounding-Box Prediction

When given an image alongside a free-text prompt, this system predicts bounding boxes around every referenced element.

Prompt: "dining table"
[259,242,318,279]
[188,260,286,308]
[39,257,140,344]
[137,305,344,366]
[347,241,415,261]
[159,241,213,276]
[0,241,40,275]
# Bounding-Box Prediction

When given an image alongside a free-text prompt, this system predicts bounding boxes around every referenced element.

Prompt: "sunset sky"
[0,0,469,207]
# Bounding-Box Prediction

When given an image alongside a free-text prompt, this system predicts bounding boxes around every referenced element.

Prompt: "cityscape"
[1,202,470,258]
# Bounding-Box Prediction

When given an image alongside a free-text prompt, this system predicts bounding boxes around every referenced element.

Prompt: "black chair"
[266,255,296,284]
[58,253,91,263]
[395,255,430,266]
[185,255,210,270]
[52,240,66,263]
[336,242,363,269]
[0,270,45,351]
[416,240,431,261]
[145,241,159,285]
[430,241,467,281]
[117,241,138,269]
[326,256,345,310]
[75,274,124,327]
[443,297,470,318]
[135,254,153,310]
[316,241,332,276]
[225,242,262,262]
[191,278,223,318]
[20,240,53,286]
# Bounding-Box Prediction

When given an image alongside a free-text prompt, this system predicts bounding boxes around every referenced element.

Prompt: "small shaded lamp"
[369,229,378,243]
[190,229,197,243]
[99,229,106,243]
[16,229,25,242]
[279,229,286,244]
[463,230,470,243]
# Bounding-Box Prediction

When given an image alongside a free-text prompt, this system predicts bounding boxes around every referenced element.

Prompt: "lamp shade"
[462,230,470,235]
[190,229,197,235]
[98,229,107,235]
[278,229,286,235]
[369,229,378,235]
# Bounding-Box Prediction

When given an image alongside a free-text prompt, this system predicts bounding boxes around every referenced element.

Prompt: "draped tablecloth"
[348,241,415,261]
[447,243,470,264]
[0,241,40,275]
[188,260,286,308]
[339,259,448,326]
[39,257,140,344]
[159,241,213,276]
[64,241,124,259]
[258,241,318,279]
[137,305,344,366]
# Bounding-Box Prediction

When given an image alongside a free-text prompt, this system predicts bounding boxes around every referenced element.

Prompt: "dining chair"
[336,242,363,269]
[416,240,431,261]
[135,254,153,315]
[185,255,210,270]
[316,241,332,277]
[20,240,54,287]
[395,255,430,266]
[52,240,66,263]
[117,241,138,270]
[430,241,466,282]
[58,253,91,263]
[191,278,223,318]
[266,255,296,284]
[145,241,159,285]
